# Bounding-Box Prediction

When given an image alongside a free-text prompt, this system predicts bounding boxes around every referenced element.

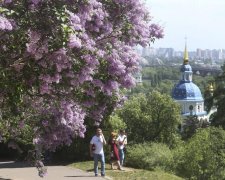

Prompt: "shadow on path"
[0,160,73,169]
[0,178,12,180]
[0,161,32,169]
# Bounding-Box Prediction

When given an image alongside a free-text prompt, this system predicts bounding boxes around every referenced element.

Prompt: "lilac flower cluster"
[2,0,12,4]
[149,24,164,39]
[26,30,48,61]
[0,15,12,31]
[0,0,163,176]
[33,100,86,151]
[22,0,163,102]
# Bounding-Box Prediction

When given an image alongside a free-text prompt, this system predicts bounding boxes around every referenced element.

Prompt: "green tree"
[194,75,215,93]
[177,127,225,180]
[117,91,181,146]
[211,64,225,128]
[182,115,209,140]
[105,114,127,133]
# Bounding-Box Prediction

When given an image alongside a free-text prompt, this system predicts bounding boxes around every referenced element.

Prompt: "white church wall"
[175,100,205,115]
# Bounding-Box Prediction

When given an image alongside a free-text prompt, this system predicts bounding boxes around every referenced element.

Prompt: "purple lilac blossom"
[0,16,13,30]
[0,0,163,177]
[68,34,82,48]
[33,100,86,151]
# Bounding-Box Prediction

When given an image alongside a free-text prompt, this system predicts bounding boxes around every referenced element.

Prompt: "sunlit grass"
[70,161,183,180]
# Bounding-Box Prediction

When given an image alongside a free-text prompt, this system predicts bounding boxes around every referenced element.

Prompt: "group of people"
[89,128,127,177]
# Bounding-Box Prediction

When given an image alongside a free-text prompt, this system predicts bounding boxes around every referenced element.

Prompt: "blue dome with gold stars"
[172,81,203,101]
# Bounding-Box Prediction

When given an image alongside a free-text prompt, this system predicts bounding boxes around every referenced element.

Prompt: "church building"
[172,43,207,120]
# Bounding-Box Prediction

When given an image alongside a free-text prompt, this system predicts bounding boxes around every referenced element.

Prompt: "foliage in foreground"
[176,127,225,180]
[122,127,225,180]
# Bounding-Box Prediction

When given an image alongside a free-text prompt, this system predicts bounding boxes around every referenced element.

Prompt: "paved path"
[0,161,106,180]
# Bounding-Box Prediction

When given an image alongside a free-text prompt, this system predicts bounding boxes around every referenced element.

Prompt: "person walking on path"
[116,130,127,166]
[108,132,122,170]
[90,128,106,177]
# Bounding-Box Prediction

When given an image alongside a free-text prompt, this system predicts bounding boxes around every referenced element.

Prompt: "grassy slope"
[70,161,183,180]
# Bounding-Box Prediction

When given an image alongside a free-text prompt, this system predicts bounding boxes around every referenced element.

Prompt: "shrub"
[126,142,174,172]
[176,127,225,180]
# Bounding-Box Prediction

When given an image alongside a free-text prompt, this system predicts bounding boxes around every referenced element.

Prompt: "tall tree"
[117,91,181,146]
[0,0,163,176]
[211,64,225,127]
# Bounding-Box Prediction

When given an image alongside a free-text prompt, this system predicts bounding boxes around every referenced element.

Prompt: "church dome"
[172,82,203,101]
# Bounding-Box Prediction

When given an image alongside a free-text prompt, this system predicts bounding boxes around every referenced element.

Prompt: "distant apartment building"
[222,49,225,59]
[188,51,196,60]
[204,49,212,59]
[142,47,174,59]
[174,51,183,57]
[140,47,225,63]
[157,48,174,59]
[142,46,156,57]
[196,48,202,59]
[212,49,220,60]
[195,49,224,62]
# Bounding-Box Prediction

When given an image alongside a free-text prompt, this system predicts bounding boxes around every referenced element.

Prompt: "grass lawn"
[70,161,183,180]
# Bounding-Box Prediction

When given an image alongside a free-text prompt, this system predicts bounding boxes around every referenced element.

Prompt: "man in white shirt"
[116,129,127,166]
[90,128,106,177]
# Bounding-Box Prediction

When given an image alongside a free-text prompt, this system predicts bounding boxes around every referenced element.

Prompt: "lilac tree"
[0,0,163,176]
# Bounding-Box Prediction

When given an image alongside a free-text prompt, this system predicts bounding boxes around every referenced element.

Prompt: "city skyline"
[145,0,225,51]
[143,46,225,52]
[140,46,225,61]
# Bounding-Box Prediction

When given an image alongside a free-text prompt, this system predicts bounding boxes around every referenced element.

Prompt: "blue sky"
[145,0,225,51]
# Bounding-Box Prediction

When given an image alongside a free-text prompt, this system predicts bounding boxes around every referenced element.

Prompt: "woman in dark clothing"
[108,132,122,170]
